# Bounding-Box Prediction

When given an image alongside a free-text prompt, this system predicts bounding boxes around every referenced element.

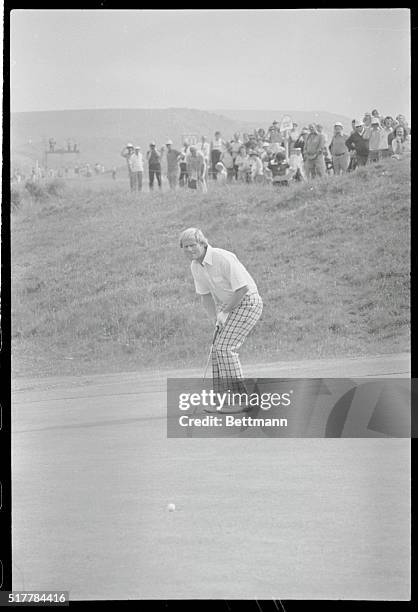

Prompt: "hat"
[263,142,270,147]
[334,122,343,127]
[355,121,363,127]
[134,145,141,150]
[371,118,380,125]
[150,141,156,146]
[127,142,134,148]
[215,162,224,170]
[166,139,173,145]
[292,147,302,152]
[272,120,278,125]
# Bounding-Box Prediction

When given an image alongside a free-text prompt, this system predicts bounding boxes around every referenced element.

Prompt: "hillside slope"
[12,157,410,378]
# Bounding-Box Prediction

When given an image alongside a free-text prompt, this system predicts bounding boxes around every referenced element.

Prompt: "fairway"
[12,354,410,600]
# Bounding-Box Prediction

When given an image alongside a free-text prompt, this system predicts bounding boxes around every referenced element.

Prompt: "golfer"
[180,228,263,406]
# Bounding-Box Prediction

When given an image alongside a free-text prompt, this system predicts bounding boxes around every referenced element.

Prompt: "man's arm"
[345,134,354,150]
[200,293,217,322]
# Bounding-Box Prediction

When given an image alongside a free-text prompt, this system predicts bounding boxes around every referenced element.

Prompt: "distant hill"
[11,108,250,174]
[214,109,353,133]
[11,107,353,175]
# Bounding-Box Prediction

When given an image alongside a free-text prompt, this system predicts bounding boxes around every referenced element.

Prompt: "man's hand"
[216,311,229,328]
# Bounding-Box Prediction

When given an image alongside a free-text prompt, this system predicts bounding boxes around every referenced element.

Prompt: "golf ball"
[168,503,176,512]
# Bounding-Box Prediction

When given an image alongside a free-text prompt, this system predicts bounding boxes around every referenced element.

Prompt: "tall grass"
[12,158,410,377]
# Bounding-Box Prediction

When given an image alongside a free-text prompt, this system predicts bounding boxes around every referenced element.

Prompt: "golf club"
[186,324,220,437]
[203,323,220,382]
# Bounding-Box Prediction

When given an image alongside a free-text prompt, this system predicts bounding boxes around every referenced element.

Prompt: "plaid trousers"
[212,293,263,392]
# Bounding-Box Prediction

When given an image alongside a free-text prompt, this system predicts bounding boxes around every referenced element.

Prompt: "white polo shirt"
[191,244,258,306]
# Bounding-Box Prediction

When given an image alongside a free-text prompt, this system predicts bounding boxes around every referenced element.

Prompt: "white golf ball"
[168,503,176,512]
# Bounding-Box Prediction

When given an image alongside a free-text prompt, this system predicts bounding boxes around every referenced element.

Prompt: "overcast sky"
[10,9,410,120]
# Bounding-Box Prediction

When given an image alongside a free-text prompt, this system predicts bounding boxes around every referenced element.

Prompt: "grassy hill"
[11,157,410,378]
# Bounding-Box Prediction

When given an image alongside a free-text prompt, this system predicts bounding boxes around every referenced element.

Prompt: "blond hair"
[179,228,208,248]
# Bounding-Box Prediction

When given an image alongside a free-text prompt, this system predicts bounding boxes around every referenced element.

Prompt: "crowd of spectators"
[120,110,411,193]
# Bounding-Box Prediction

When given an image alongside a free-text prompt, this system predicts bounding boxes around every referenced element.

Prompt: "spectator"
[288,147,305,181]
[316,124,332,170]
[165,140,181,190]
[328,122,350,175]
[294,127,309,160]
[179,141,190,187]
[220,144,235,183]
[267,120,282,144]
[347,120,358,171]
[235,145,250,182]
[270,150,290,186]
[303,123,327,179]
[245,134,258,153]
[198,136,211,181]
[146,142,162,190]
[215,162,228,183]
[345,121,369,167]
[260,142,271,163]
[121,143,135,191]
[111,167,117,180]
[395,115,410,136]
[210,131,226,180]
[262,159,273,184]
[380,117,394,158]
[371,109,383,124]
[248,151,264,183]
[289,123,299,143]
[368,118,382,163]
[186,146,207,192]
[230,132,243,180]
[391,126,411,159]
[363,112,372,138]
[130,146,144,192]
[316,124,329,148]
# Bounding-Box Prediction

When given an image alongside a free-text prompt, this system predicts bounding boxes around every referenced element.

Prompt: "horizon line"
[11,106,350,115]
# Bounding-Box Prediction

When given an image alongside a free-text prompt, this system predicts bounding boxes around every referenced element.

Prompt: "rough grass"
[11,157,410,378]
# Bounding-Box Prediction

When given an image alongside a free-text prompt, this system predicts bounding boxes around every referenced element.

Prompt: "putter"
[186,324,220,438]
[203,324,220,382]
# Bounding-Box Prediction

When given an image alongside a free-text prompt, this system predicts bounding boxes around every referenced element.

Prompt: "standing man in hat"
[267,120,282,144]
[209,131,226,180]
[303,124,327,179]
[130,146,144,192]
[165,140,181,190]
[368,118,382,163]
[146,142,162,190]
[179,227,263,405]
[328,122,350,175]
[345,121,369,167]
[121,142,135,191]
